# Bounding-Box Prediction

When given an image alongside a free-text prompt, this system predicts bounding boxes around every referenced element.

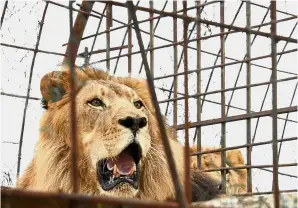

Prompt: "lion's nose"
[118,116,147,135]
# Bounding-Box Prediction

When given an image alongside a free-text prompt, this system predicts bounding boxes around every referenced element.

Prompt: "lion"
[190,147,247,194]
[17,65,221,202]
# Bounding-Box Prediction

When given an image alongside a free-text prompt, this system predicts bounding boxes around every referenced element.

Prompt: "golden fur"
[17,65,220,201]
[190,147,247,194]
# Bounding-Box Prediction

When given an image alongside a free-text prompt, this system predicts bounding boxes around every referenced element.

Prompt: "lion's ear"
[40,71,71,109]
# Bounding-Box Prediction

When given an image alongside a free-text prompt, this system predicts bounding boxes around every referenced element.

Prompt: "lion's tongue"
[106,152,135,175]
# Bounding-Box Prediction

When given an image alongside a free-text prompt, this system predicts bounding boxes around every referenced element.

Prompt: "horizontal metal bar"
[78,45,132,56]
[248,1,297,17]
[1,43,66,57]
[233,189,297,196]
[157,87,297,124]
[158,76,298,103]
[1,188,179,208]
[154,48,297,80]
[176,106,297,130]
[259,168,298,178]
[73,1,223,45]
[96,1,297,43]
[191,137,297,156]
[73,16,165,45]
[47,0,102,19]
[203,163,297,172]
[1,92,40,100]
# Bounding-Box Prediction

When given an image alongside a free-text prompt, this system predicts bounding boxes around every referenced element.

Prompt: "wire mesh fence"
[1,1,297,207]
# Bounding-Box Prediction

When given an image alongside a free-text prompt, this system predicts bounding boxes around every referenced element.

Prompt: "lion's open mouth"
[97,142,142,191]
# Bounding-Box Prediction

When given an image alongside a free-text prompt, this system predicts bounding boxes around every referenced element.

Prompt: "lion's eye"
[134,100,143,109]
[88,98,105,108]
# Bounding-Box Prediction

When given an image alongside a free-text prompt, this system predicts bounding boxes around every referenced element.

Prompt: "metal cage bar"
[1,1,297,207]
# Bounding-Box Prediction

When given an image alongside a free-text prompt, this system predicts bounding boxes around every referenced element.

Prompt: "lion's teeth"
[113,164,118,176]
[129,164,136,176]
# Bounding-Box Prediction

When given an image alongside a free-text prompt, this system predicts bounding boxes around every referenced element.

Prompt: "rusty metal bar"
[248,1,296,17]
[182,1,191,203]
[96,0,297,43]
[196,0,202,169]
[1,43,66,57]
[65,15,161,46]
[173,1,178,132]
[149,1,154,77]
[270,2,280,207]
[16,2,49,178]
[203,163,297,172]
[200,1,243,116]
[1,92,40,100]
[278,83,298,161]
[223,3,269,116]
[251,22,297,144]
[114,1,140,75]
[47,1,101,20]
[139,1,167,74]
[176,106,297,130]
[67,1,78,194]
[78,45,132,56]
[154,48,297,81]
[164,19,199,117]
[94,42,297,75]
[0,0,8,29]
[158,76,297,103]
[259,168,298,179]
[69,13,296,51]
[83,47,89,65]
[89,5,106,59]
[246,1,252,193]
[106,2,111,72]
[126,2,188,207]
[128,6,132,77]
[1,188,180,208]
[157,85,297,124]
[157,85,297,125]
[191,137,297,156]
[233,189,297,197]
[219,0,227,194]
[63,1,95,63]
[176,0,221,13]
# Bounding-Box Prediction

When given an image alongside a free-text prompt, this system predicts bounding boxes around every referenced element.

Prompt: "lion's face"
[40,69,154,197]
[75,80,151,197]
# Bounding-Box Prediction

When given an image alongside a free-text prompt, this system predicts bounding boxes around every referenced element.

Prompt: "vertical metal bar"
[196,0,202,168]
[252,22,297,144]
[113,1,140,74]
[182,1,191,203]
[138,1,168,74]
[246,0,252,193]
[173,2,178,132]
[63,1,95,63]
[68,1,79,193]
[149,1,154,77]
[84,47,89,65]
[128,6,132,77]
[0,0,8,29]
[89,5,107,59]
[278,83,298,161]
[126,2,188,207]
[106,2,111,72]
[16,2,49,178]
[220,0,227,194]
[270,1,280,207]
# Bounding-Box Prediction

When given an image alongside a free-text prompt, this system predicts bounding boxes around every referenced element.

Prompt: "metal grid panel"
[1,1,297,207]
